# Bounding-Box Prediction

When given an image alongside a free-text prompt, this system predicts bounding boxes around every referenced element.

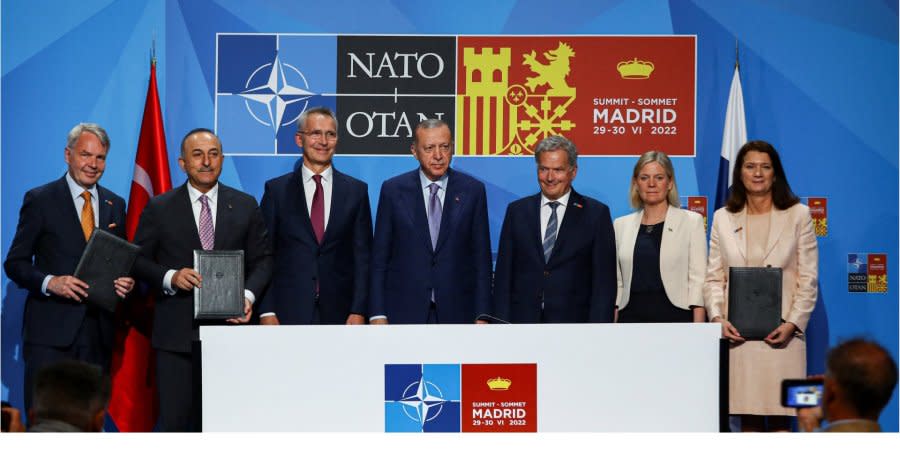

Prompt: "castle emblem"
[457,40,577,155]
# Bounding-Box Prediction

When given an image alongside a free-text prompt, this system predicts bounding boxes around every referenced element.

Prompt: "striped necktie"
[542,201,560,263]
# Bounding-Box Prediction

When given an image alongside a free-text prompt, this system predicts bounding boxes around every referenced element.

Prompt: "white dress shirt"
[539,190,571,242]
[162,183,255,304]
[302,164,333,230]
[419,169,447,215]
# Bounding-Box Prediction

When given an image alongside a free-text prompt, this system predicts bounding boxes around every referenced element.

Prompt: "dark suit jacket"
[132,183,273,353]
[4,175,126,349]
[492,189,616,323]
[370,168,492,324]
[257,165,372,324]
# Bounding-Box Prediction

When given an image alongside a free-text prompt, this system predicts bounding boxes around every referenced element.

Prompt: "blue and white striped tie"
[542,201,560,263]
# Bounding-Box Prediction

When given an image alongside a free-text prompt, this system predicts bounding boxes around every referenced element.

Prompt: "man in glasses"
[369,118,492,325]
[258,106,372,326]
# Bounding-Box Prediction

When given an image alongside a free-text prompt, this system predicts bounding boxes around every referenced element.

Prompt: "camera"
[781,379,823,408]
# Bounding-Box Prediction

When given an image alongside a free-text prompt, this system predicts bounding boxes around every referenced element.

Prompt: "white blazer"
[614,205,708,311]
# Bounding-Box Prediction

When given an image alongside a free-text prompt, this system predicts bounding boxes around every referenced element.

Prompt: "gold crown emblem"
[487,377,512,391]
[617,58,654,79]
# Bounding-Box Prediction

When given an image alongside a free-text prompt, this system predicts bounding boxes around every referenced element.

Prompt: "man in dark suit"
[370,119,492,324]
[492,135,616,323]
[4,123,133,413]
[132,128,272,431]
[257,107,371,325]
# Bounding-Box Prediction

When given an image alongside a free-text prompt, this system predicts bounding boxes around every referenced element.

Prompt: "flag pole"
[108,43,171,431]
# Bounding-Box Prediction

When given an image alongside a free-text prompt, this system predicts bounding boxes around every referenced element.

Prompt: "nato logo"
[385,364,461,432]
[848,254,867,274]
[215,34,337,155]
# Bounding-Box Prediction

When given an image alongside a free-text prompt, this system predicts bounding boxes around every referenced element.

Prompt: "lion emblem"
[523,42,576,96]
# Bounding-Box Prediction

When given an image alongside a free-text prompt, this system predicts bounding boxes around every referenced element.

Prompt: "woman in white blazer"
[703,140,818,431]
[614,151,707,323]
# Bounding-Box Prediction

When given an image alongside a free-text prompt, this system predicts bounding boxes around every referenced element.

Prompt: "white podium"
[200,323,721,432]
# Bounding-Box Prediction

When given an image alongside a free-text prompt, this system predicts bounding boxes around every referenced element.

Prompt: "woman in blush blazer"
[704,140,818,432]
[614,151,707,323]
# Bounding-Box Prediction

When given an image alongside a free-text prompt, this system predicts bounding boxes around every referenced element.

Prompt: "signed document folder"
[194,250,244,319]
[728,267,783,340]
[73,229,140,313]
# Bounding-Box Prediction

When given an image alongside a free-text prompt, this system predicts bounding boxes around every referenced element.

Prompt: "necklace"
[643,220,664,234]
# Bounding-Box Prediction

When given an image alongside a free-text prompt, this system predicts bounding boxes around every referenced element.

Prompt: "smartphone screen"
[781,380,823,408]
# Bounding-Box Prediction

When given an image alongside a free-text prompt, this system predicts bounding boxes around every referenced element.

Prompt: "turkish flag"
[108,58,172,432]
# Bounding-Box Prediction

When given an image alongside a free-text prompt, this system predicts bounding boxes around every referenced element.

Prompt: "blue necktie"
[542,201,560,263]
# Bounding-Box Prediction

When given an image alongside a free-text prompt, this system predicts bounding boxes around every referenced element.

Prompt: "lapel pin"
[105,199,114,205]
[573,202,583,208]
[455,196,460,203]
[228,203,233,209]
[108,223,117,229]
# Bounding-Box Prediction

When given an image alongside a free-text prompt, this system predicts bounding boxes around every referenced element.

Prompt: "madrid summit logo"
[216,34,694,156]
[456,36,695,156]
[384,363,537,433]
[848,253,888,293]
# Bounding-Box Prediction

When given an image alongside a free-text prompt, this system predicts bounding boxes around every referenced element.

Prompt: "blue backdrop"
[2,0,897,431]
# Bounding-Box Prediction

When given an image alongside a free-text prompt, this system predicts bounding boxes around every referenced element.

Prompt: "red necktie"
[311,174,324,244]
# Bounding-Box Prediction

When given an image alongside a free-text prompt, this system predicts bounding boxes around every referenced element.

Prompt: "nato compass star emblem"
[240,54,314,133]
[399,376,448,425]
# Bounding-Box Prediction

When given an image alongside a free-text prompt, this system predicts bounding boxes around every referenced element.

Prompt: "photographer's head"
[824,338,898,421]
[30,360,110,432]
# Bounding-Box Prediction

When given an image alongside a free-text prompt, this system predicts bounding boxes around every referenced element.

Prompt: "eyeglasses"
[299,130,338,141]
[420,143,452,155]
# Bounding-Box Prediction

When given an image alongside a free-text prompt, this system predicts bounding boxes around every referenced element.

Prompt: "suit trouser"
[23,311,107,414]
[156,349,197,432]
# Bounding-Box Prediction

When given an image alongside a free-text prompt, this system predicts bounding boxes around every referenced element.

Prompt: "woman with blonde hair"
[614,150,707,323]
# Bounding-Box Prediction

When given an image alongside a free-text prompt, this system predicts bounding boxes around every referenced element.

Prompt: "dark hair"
[725,140,799,213]
[32,360,111,431]
[826,338,898,419]
[180,127,220,156]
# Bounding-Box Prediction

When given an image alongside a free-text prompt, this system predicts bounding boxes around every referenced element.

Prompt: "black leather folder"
[73,229,140,312]
[728,267,783,340]
[193,250,244,319]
